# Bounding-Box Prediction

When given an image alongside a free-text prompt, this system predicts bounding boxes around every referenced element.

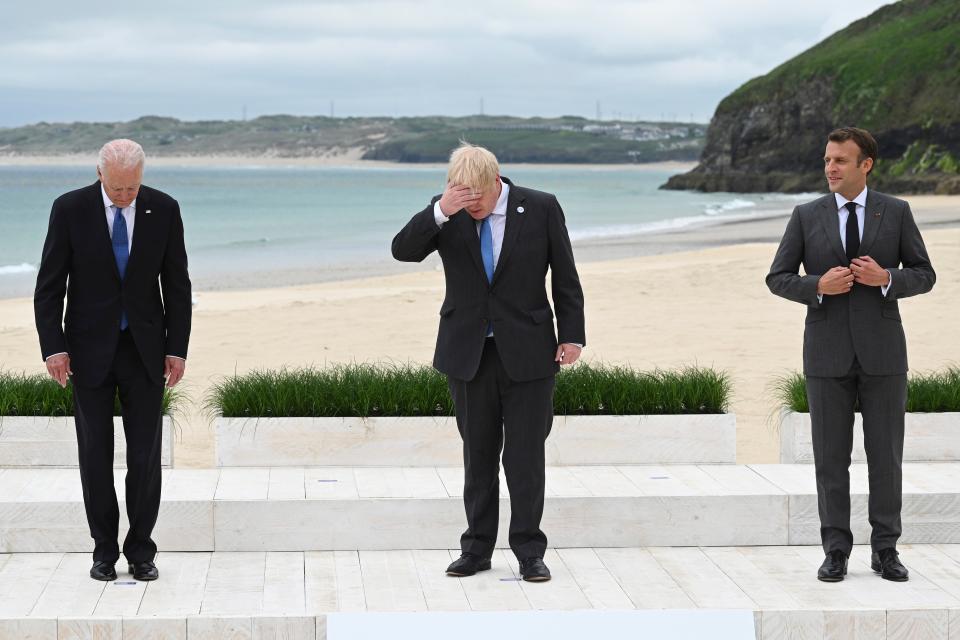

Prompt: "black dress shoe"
[128,560,159,581]
[872,548,909,582]
[817,550,847,582]
[446,553,491,577]
[90,561,117,581]
[519,557,551,582]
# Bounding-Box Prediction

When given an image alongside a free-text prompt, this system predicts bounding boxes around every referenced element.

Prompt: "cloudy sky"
[1,0,891,127]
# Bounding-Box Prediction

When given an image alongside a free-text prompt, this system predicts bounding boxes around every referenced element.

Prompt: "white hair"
[97,139,145,172]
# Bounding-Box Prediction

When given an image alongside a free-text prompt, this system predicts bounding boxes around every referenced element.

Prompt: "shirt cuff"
[881,270,893,297]
[165,355,186,361]
[44,352,68,361]
[433,202,449,227]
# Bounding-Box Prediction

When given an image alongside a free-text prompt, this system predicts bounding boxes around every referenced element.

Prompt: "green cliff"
[665,0,960,194]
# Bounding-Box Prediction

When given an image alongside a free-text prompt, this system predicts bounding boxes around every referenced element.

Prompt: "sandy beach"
[0,194,957,467]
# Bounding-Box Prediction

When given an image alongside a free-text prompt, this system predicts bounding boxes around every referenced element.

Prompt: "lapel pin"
[145,209,151,214]
[517,206,524,213]
[873,212,880,217]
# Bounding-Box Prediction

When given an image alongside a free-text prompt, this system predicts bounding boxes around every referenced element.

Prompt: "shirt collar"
[490,180,509,217]
[101,183,136,212]
[835,186,867,212]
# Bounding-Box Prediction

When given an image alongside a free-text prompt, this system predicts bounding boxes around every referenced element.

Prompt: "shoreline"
[2,193,958,302]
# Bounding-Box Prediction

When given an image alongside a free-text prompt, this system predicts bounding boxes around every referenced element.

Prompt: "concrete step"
[2,464,960,552]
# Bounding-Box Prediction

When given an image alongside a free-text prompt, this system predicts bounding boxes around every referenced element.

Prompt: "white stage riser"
[0,416,174,468]
[779,411,960,464]
[5,493,960,552]
[215,415,737,467]
[2,610,960,640]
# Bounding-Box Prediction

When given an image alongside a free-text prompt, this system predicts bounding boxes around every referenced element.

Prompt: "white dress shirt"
[827,186,891,299]
[102,185,136,253]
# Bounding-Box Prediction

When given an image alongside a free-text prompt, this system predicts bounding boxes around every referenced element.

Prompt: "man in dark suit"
[392,142,585,582]
[34,139,192,582]
[767,127,935,583]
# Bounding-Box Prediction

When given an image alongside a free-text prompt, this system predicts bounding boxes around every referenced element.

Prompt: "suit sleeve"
[547,196,586,346]
[391,197,443,263]
[33,200,71,360]
[160,201,192,359]
[766,206,822,307]
[886,202,935,300]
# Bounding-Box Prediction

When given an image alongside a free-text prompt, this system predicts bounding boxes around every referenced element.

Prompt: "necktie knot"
[844,202,858,215]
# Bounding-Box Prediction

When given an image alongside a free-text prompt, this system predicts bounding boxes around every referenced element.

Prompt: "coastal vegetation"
[666,0,960,194]
[0,115,705,165]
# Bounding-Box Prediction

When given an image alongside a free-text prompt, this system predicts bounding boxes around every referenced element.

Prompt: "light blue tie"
[112,206,129,330]
[480,216,494,283]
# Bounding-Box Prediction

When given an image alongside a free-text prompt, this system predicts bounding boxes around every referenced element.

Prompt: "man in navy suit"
[35,139,192,582]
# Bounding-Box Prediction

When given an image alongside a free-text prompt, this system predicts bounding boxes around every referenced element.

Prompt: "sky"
[0,0,892,127]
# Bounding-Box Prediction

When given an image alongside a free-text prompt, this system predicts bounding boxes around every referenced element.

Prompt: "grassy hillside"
[665,0,960,194]
[0,115,706,165]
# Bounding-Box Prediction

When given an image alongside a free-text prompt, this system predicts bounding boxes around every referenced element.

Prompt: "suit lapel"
[858,189,886,257]
[817,196,848,264]
[492,181,526,284]
[126,189,149,277]
[91,182,121,281]
[456,208,486,278]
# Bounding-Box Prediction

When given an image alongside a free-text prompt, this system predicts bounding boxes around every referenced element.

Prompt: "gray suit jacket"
[766,190,935,377]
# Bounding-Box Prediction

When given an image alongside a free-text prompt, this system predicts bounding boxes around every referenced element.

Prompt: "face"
[97,163,143,208]
[824,139,871,198]
[463,176,502,220]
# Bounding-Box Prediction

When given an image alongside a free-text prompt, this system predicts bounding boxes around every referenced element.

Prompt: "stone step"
[2,464,960,552]
[1,545,959,639]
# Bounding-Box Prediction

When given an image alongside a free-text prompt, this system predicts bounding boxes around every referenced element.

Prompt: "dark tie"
[844,201,859,261]
[112,206,129,330]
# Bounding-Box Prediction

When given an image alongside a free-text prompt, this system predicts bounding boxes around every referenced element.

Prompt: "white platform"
[4,464,960,552]
[0,416,175,468]
[0,545,959,639]
[215,414,737,467]
[779,411,960,463]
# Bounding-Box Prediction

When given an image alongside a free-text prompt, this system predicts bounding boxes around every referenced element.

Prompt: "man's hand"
[45,354,72,388]
[164,357,186,388]
[851,256,891,287]
[555,343,582,366]
[438,184,482,217]
[817,266,854,295]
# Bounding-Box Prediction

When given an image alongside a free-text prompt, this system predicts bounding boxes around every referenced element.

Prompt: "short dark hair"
[827,127,878,174]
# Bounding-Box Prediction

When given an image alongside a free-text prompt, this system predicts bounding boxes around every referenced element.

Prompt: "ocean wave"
[0,262,36,276]
[704,198,756,216]
[568,208,780,243]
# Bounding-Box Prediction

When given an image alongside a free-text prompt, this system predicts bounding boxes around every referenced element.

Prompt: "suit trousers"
[447,337,555,561]
[71,330,165,564]
[806,358,907,555]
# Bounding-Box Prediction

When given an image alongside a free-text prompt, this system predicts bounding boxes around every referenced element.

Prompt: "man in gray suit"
[767,127,935,583]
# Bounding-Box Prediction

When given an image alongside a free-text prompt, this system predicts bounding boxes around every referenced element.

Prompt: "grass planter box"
[215,414,736,467]
[775,369,960,463]
[779,410,960,463]
[0,416,175,468]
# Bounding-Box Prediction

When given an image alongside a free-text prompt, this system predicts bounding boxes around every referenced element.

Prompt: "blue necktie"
[480,216,494,283]
[112,206,129,330]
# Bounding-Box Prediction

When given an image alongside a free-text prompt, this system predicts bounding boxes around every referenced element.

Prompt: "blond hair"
[447,142,499,191]
[98,139,145,172]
